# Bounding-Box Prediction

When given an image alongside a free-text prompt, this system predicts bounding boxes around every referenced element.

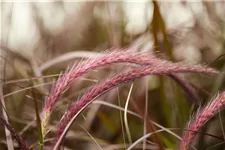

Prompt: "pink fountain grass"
[41,50,160,134]
[180,91,225,150]
[53,62,218,148]
[42,50,211,135]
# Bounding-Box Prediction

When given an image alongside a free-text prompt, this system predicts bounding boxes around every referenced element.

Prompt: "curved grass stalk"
[39,51,101,71]
[124,83,134,145]
[42,50,217,137]
[53,63,217,149]
[127,128,173,150]
[41,50,161,135]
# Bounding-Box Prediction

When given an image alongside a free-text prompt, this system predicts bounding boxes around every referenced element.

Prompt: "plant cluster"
[1,50,224,150]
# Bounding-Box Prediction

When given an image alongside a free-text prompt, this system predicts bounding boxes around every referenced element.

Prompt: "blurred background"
[1,1,225,150]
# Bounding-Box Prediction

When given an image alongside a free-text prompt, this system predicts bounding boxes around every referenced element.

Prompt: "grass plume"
[41,50,160,134]
[53,60,217,148]
[180,91,225,150]
[41,50,217,136]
